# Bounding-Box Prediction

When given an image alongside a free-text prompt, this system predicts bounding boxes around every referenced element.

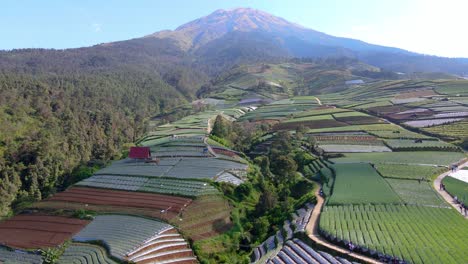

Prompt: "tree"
[270,155,298,183]
[211,115,230,138]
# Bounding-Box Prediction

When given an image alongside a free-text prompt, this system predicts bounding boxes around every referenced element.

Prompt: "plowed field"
[0,215,89,249]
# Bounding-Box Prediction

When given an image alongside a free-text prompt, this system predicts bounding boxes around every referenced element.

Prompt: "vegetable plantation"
[375,164,446,180]
[384,178,446,207]
[320,204,468,264]
[332,151,465,165]
[73,215,173,259]
[442,176,468,204]
[58,243,118,264]
[76,174,219,197]
[327,163,401,205]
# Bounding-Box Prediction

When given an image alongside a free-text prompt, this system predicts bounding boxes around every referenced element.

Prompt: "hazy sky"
[2,0,467,57]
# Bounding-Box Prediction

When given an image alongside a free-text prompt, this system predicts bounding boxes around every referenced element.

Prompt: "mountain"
[145,8,468,75]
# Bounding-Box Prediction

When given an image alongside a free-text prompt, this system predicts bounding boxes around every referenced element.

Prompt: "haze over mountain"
[143,8,468,75]
[1,8,468,76]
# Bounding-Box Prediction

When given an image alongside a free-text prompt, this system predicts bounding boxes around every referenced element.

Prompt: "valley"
[0,60,467,264]
[0,6,467,264]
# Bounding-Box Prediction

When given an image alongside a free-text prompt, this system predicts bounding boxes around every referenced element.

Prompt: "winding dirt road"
[305,182,384,264]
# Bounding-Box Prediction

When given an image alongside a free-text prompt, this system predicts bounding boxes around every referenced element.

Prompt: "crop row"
[58,243,117,264]
[76,175,219,196]
[0,247,42,264]
[74,215,173,259]
[384,139,459,151]
[320,204,468,264]
[327,163,401,205]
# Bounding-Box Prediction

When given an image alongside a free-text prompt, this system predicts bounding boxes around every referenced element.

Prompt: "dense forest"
[0,68,197,217]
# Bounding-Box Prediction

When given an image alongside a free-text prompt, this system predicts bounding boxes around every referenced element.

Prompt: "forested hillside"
[0,69,192,217]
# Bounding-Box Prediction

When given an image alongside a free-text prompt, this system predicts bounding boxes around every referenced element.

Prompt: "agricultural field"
[320,204,468,264]
[0,247,43,264]
[383,139,459,151]
[0,214,89,249]
[384,178,446,207]
[319,144,392,153]
[332,151,466,166]
[58,243,118,264]
[179,195,233,241]
[423,120,468,139]
[442,176,468,203]
[434,80,468,96]
[74,215,196,263]
[327,163,401,205]
[92,156,247,180]
[76,174,220,197]
[374,164,446,180]
[404,118,464,128]
[45,187,192,220]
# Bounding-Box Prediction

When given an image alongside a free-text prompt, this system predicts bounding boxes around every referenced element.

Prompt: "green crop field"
[374,164,446,180]
[434,81,468,96]
[332,111,370,117]
[423,120,468,139]
[385,178,446,207]
[320,204,468,264]
[283,114,334,123]
[332,151,466,166]
[384,139,458,151]
[442,176,468,203]
[327,163,401,205]
[293,107,351,118]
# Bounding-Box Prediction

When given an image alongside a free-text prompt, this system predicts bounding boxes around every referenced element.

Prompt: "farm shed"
[129,146,151,159]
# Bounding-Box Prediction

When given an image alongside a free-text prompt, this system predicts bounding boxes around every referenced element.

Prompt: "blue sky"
[2,0,467,57]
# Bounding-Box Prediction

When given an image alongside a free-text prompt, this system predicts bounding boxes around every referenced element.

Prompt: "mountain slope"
[146,8,468,75]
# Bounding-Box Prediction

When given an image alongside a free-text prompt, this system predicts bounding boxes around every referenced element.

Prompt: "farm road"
[305,180,384,264]
[433,160,468,219]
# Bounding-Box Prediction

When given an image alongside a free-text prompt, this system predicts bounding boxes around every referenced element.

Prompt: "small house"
[129,146,151,160]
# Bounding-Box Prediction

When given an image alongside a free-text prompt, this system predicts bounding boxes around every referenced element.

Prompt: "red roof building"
[129,147,151,159]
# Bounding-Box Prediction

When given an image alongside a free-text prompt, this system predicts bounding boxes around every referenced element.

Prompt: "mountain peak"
[146,7,309,50]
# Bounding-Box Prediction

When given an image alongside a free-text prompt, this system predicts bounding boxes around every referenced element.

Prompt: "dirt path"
[305,182,384,264]
[433,160,468,219]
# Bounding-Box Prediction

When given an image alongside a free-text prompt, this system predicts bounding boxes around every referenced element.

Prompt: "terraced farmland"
[383,139,458,151]
[74,215,196,263]
[92,157,247,180]
[58,243,118,264]
[374,164,446,180]
[328,163,401,205]
[180,195,233,241]
[0,215,89,249]
[332,151,465,166]
[0,247,43,264]
[46,187,192,220]
[320,204,468,264]
[423,120,468,139]
[76,175,219,197]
